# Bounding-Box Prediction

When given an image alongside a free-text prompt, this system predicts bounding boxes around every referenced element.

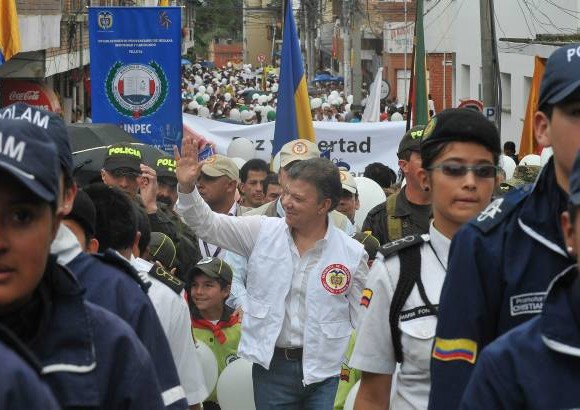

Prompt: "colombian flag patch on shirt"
[360,288,373,308]
[432,337,477,364]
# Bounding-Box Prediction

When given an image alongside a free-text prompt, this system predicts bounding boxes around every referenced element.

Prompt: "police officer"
[0,119,165,408]
[362,126,432,245]
[351,109,500,409]
[459,150,580,409]
[429,43,580,409]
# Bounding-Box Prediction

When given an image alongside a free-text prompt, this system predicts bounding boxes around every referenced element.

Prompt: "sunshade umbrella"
[73,142,171,187]
[67,123,139,152]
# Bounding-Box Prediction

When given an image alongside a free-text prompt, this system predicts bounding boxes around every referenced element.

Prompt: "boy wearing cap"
[336,169,360,229]
[459,150,580,409]
[0,119,166,408]
[429,43,580,409]
[187,257,242,409]
[362,126,432,245]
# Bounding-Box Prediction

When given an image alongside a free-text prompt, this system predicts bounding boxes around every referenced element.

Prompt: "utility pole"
[342,0,351,96]
[480,0,498,125]
[351,7,362,112]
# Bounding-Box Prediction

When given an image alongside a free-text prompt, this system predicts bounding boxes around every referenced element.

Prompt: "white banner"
[183,114,406,176]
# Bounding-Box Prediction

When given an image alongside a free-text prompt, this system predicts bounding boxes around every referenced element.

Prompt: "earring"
[567,246,575,254]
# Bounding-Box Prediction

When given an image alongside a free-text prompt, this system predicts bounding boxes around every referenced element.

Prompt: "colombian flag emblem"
[432,337,477,364]
[360,288,373,308]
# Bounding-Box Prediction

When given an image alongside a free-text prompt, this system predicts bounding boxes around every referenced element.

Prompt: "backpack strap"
[386,194,403,241]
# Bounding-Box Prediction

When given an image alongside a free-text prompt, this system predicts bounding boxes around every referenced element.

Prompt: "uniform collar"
[518,158,569,257]
[51,224,83,265]
[429,222,451,270]
[541,264,580,357]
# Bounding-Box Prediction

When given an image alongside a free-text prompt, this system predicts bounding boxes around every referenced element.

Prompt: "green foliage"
[193,0,243,57]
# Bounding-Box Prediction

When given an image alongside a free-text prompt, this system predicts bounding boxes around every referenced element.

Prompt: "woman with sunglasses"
[350,108,501,409]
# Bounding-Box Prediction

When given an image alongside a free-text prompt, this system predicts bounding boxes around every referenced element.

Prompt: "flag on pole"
[409,0,429,127]
[272,0,315,155]
[0,0,21,65]
[519,56,546,160]
[362,67,383,122]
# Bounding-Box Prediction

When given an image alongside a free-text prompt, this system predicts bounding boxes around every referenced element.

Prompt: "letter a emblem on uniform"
[476,198,504,222]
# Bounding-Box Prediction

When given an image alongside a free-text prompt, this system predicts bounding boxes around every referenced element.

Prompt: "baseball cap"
[352,231,380,261]
[0,119,60,202]
[201,154,239,182]
[65,189,96,237]
[149,232,177,269]
[279,139,320,168]
[153,154,177,179]
[397,125,425,156]
[421,108,501,156]
[539,43,580,109]
[0,102,73,176]
[340,169,357,194]
[103,143,142,173]
[505,165,541,188]
[191,256,233,284]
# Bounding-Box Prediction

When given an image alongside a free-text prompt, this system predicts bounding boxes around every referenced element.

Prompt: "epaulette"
[94,250,151,293]
[148,263,185,294]
[379,234,429,259]
[470,184,531,234]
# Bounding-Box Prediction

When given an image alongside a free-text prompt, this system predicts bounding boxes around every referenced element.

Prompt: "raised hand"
[173,134,203,194]
[139,164,159,213]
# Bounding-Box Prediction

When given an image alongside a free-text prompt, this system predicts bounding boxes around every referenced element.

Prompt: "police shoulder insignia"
[471,188,529,234]
[379,234,428,260]
[148,264,185,294]
[432,337,477,364]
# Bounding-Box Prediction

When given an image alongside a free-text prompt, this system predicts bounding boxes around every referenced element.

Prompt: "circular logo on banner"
[321,264,351,295]
[292,142,308,155]
[106,61,168,119]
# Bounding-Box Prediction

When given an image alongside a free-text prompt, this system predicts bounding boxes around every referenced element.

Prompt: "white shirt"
[198,201,238,259]
[131,257,208,405]
[350,223,449,409]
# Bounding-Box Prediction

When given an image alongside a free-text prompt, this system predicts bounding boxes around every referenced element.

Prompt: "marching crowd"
[0,42,579,410]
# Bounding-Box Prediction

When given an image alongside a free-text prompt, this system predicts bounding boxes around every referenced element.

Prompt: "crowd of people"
[0,42,579,410]
[180,63,409,124]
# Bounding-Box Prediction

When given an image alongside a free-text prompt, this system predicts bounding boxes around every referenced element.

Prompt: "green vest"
[333,332,361,410]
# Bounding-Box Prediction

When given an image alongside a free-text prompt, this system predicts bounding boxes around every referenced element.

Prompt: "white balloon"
[252,93,260,101]
[229,108,241,122]
[216,358,256,410]
[227,137,256,160]
[310,98,322,109]
[196,341,219,396]
[500,155,517,180]
[354,177,387,228]
[198,106,210,118]
[345,103,351,113]
[240,110,256,124]
[343,380,360,410]
[335,97,344,106]
[520,154,541,166]
[327,95,337,106]
[202,94,210,103]
[347,95,354,104]
[321,102,331,110]
[207,85,214,95]
[271,83,279,93]
[330,90,339,98]
[198,85,206,94]
[224,92,232,102]
[540,147,553,166]
[258,95,268,105]
[231,157,247,170]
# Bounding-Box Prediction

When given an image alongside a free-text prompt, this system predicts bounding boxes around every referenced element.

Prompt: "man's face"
[281,178,329,229]
[535,102,580,189]
[0,176,60,312]
[240,170,267,207]
[197,173,235,210]
[265,182,282,202]
[101,168,140,197]
[336,190,359,222]
[399,151,423,190]
[157,179,178,207]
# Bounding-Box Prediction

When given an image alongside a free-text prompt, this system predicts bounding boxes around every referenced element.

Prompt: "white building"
[452,0,580,148]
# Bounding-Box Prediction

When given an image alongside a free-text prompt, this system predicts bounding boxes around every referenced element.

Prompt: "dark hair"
[190,269,230,291]
[263,173,279,194]
[363,162,397,189]
[84,183,137,253]
[240,158,269,183]
[503,141,516,151]
[569,203,578,225]
[286,158,341,211]
[421,140,500,171]
[134,205,151,257]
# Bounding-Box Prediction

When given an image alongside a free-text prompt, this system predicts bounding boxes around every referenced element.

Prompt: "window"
[501,72,511,112]
[461,64,470,99]
[396,69,411,106]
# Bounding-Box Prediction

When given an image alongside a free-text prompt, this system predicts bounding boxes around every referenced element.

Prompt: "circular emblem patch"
[292,141,308,155]
[422,117,437,140]
[321,264,351,294]
[106,61,168,119]
[204,155,216,164]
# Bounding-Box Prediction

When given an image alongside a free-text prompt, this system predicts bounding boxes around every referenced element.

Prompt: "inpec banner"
[88,7,182,151]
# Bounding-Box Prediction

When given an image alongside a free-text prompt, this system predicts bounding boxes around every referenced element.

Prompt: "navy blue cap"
[539,43,580,109]
[0,103,73,176]
[0,119,60,202]
[569,150,580,206]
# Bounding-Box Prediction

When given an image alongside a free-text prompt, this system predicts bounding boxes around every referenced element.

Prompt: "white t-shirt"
[350,223,449,409]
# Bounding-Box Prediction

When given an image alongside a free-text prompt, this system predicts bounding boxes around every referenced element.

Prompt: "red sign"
[257,54,266,63]
[0,80,62,114]
[457,99,483,112]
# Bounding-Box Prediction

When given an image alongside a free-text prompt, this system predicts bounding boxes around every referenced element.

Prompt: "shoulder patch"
[379,234,428,259]
[94,250,151,293]
[471,187,529,233]
[148,264,185,294]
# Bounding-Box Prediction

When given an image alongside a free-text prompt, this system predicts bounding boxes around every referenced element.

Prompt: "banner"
[88,7,182,151]
[183,114,406,175]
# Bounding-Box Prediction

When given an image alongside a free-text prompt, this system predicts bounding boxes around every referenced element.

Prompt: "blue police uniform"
[460,265,580,409]
[429,159,575,409]
[67,250,188,409]
[0,326,60,409]
[0,256,166,409]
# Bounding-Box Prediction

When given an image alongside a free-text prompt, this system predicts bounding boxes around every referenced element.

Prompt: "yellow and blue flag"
[272,0,315,155]
[0,0,21,65]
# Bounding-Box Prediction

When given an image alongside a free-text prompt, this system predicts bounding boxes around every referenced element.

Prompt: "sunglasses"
[110,168,140,179]
[428,163,498,179]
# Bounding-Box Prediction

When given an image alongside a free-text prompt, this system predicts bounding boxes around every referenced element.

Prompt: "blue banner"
[88,7,182,151]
